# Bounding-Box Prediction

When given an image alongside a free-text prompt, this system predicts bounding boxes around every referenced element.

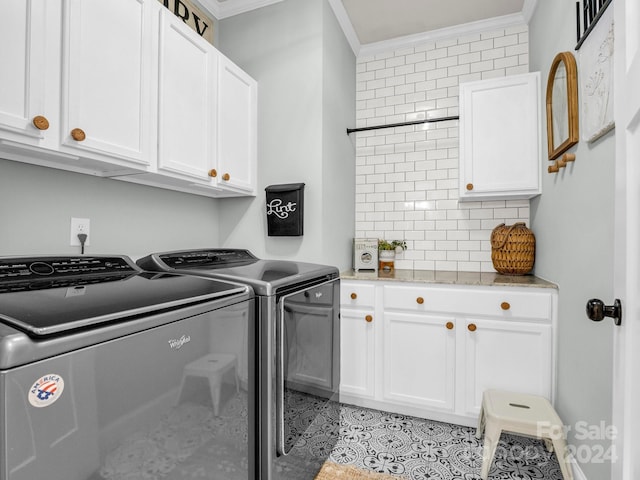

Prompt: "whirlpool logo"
[168,335,191,350]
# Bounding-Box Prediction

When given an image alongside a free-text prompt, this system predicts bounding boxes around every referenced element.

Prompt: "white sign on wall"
[579,5,614,143]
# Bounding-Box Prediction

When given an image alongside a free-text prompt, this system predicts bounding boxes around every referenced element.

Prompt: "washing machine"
[137,249,340,480]
[0,255,255,480]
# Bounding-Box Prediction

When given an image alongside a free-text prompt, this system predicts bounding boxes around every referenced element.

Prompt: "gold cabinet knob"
[32,115,49,131]
[466,183,474,191]
[222,173,230,181]
[501,301,511,310]
[446,321,454,330]
[350,292,357,300]
[70,128,86,141]
[365,315,373,323]
[468,323,477,332]
[208,169,217,178]
[416,297,424,305]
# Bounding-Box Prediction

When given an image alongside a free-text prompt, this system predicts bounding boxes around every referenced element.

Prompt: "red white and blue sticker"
[28,374,65,408]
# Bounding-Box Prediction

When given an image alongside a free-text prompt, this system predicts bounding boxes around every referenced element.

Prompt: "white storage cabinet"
[459,72,542,201]
[0,0,258,198]
[340,283,376,400]
[340,279,556,426]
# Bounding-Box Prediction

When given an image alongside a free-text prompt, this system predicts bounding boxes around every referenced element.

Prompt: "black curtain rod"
[346,115,459,135]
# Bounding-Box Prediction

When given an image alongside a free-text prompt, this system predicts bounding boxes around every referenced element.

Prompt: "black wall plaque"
[265,183,305,236]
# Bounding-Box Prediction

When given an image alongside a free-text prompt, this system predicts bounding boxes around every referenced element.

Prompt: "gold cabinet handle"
[416,297,424,305]
[468,323,477,332]
[32,115,49,131]
[208,169,217,178]
[222,173,230,181]
[350,292,357,300]
[446,321,454,330]
[70,128,86,141]
[466,183,474,191]
[501,301,511,310]
[365,315,373,323]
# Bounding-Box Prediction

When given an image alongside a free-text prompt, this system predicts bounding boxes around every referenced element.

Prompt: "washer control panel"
[0,256,136,281]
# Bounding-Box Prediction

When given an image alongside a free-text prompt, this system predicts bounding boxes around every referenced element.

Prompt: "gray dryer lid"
[137,249,339,296]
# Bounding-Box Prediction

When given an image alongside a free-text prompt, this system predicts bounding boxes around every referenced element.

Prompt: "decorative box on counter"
[353,238,378,272]
[265,183,305,236]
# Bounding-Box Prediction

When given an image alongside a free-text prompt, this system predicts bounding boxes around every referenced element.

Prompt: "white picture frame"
[578,5,615,143]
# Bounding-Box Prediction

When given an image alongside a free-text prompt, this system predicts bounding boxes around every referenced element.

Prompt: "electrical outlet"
[70,217,90,246]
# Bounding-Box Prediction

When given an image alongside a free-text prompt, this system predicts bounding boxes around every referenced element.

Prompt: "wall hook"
[548,152,576,174]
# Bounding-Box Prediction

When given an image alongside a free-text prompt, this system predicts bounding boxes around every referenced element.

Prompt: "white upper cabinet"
[459,72,541,201]
[0,0,52,146]
[157,9,217,183]
[60,0,154,170]
[0,0,257,197]
[215,55,257,195]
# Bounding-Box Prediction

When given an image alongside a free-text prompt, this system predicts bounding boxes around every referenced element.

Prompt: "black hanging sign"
[265,183,305,237]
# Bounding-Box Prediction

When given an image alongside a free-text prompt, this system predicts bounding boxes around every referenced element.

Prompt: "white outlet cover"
[70,217,90,246]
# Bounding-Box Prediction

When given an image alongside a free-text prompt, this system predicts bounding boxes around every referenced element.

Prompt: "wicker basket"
[490,223,535,275]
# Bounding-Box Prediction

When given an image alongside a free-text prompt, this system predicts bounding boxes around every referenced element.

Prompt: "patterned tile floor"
[328,403,566,480]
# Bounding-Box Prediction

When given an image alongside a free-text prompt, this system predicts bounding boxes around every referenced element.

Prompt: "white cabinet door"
[383,311,456,411]
[459,72,541,201]
[340,308,375,398]
[215,54,257,195]
[61,0,153,168]
[157,8,217,183]
[0,0,49,144]
[462,318,552,416]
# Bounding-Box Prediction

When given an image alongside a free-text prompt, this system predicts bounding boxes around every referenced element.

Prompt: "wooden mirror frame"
[546,52,579,160]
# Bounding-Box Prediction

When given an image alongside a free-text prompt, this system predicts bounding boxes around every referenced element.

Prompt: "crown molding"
[522,0,539,24]
[327,0,361,55]
[198,0,537,58]
[358,11,530,58]
[327,0,538,58]
[196,0,284,19]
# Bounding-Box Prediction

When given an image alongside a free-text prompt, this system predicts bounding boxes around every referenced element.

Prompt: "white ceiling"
[198,0,537,55]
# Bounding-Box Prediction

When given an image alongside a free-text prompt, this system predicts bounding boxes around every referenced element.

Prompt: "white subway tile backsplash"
[481,47,506,61]
[354,26,530,272]
[494,34,519,48]
[505,43,529,56]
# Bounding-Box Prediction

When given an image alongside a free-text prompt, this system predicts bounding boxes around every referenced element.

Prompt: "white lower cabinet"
[462,318,552,416]
[340,309,375,399]
[383,311,456,411]
[340,279,557,426]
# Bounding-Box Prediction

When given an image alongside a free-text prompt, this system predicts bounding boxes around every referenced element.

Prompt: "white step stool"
[476,389,573,480]
[177,353,239,415]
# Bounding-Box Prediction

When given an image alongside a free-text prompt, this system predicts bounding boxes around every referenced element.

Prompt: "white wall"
[529,3,615,480]
[0,159,220,259]
[354,25,531,272]
[217,0,356,269]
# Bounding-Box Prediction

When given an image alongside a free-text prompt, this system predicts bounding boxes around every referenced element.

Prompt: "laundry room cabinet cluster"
[0,0,257,197]
[340,276,557,427]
